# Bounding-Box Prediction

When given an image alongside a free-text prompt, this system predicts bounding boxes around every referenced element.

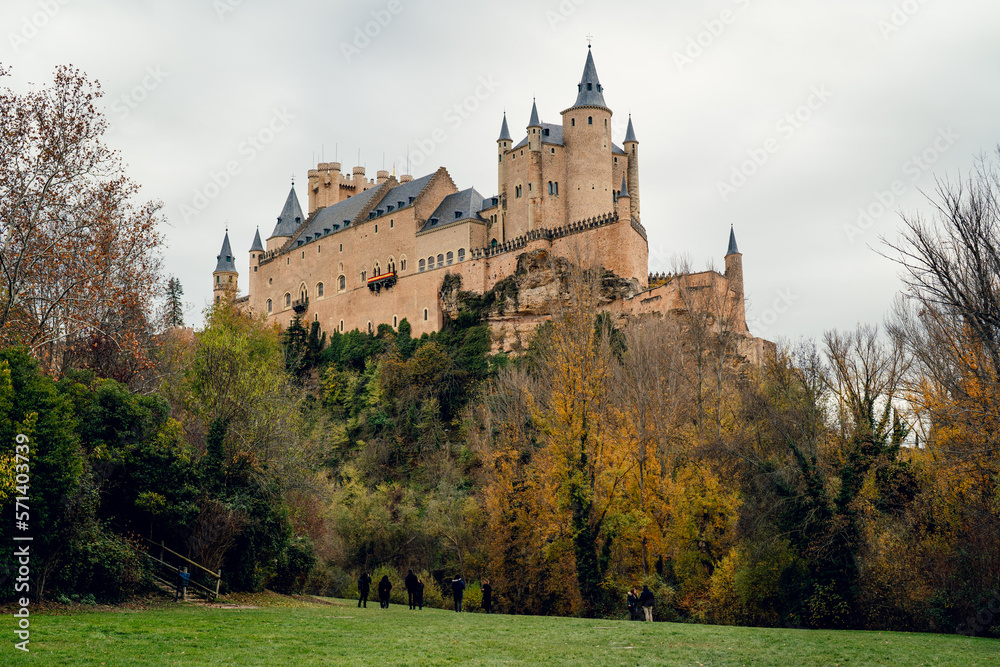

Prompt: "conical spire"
[625,115,638,143]
[619,173,630,198]
[528,98,540,127]
[498,113,512,142]
[215,231,237,273]
[572,47,607,108]
[726,225,740,256]
[249,227,263,252]
[269,185,304,239]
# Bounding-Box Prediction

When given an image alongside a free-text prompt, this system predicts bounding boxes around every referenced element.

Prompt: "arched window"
[266,299,273,313]
[446,251,453,265]
[554,182,558,195]
[284,293,291,308]
[491,238,498,247]
[548,181,553,195]
[299,285,308,302]
[393,316,397,327]
[423,308,428,321]
[427,256,434,269]
[588,116,593,125]
[400,257,407,271]
[317,282,324,297]
[338,275,346,291]
[339,320,344,332]
[419,259,426,272]
[361,270,367,282]
[373,262,381,277]
[458,248,465,262]
[436,254,444,268]
[571,118,575,126]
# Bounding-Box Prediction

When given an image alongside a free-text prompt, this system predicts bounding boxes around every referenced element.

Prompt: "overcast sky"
[3,0,999,342]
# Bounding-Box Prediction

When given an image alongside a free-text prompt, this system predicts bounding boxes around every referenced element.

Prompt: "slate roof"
[498,113,512,142]
[727,226,740,255]
[514,122,564,149]
[572,47,607,109]
[420,187,486,232]
[215,232,237,273]
[625,116,637,143]
[269,186,305,239]
[528,99,540,127]
[291,173,437,246]
[619,173,629,198]
[249,227,263,252]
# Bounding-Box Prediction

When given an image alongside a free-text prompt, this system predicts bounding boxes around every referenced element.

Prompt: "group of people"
[355,571,494,613]
[626,585,656,622]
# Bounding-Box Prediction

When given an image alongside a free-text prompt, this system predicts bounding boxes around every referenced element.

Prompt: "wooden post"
[214,569,222,600]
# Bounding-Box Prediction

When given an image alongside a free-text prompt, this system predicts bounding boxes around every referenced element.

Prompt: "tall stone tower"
[496,112,512,241]
[213,230,238,303]
[561,46,614,222]
[624,115,639,218]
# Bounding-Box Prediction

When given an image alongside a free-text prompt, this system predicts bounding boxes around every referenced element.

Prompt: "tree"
[0,64,163,375]
[165,277,184,328]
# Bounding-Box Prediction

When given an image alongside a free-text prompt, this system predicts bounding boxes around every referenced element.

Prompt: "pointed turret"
[497,113,512,142]
[267,185,304,251]
[724,225,744,328]
[624,114,640,218]
[215,231,236,273]
[213,230,238,303]
[528,99,540,127]
[726,225,740,256]
[619,172,630,199]
[571,46,608,109]
[625,115,638,143]
[250,227,263,253]
[270,185,304,239]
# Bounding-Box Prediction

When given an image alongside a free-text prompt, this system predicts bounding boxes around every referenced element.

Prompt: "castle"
[214,48,760,353]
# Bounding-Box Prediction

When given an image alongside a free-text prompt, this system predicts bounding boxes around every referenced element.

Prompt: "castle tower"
[616,172,631,221]
[724,226,747,331]
[497,112,512,241]
[526,100,544,232]
[267,184,304,252]
[561,46,614,223]
[624,115,639,219]
[213,230,238,303]
[248,227,263,297]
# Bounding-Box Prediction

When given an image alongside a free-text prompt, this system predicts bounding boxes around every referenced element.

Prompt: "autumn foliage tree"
[0,64,163,377]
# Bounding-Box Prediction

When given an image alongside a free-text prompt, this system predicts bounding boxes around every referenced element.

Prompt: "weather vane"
[290,173,295,186]
[586,33,593,47]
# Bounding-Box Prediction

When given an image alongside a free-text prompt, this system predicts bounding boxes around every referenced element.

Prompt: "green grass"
[10,597,998,666]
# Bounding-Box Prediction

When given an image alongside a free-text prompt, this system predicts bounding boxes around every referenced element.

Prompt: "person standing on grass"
[627,587,639,621]
[358,571,372,608]
[482,579,493,613]
[405,569,419,610]
[451,576,466,612]
[378,575,393,609]
[415,579,425,611]
[639,585,654,622]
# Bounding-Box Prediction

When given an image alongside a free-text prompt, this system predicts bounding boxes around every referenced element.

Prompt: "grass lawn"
[9,596,998,666]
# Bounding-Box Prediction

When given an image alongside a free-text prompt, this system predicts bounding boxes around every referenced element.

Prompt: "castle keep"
[214,48,756,350]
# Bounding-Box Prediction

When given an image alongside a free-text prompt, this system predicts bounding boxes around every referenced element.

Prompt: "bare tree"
[0,64,163,374]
